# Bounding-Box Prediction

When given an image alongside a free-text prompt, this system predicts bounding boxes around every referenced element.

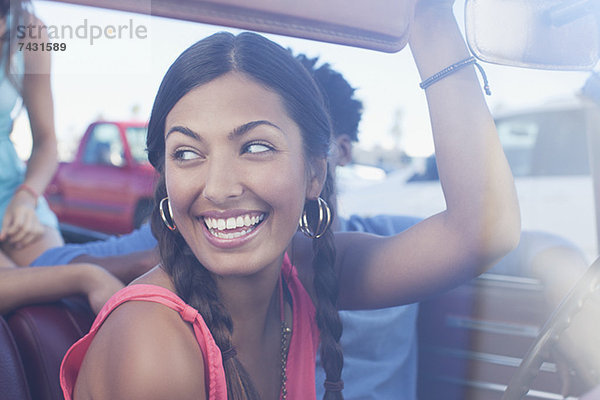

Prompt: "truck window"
[125,126,149,164]
[496,108,590,177]
[81,124,125,167]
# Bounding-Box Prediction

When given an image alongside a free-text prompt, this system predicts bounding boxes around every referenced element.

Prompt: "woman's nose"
[201,158,244,204]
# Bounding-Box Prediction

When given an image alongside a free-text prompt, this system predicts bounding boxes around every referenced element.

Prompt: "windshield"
[497,108,590,177]
[125,126,149,164]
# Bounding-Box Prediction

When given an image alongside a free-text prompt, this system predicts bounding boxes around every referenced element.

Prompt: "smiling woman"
[59,1,521,399]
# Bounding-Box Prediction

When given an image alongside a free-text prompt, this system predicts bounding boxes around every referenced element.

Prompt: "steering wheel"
[502,257,600,400]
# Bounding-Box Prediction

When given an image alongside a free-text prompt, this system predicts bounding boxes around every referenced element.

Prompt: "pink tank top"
[60,255,319,399]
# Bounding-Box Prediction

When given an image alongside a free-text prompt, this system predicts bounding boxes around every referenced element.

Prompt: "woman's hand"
[410,0,459,47]
[411,0,456,27]
[414,0,455,12]
[0,191,45,248]
[80,264,125,314]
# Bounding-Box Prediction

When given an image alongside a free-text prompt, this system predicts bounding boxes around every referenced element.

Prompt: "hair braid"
[311,172,344,400]
[152,180,260,400]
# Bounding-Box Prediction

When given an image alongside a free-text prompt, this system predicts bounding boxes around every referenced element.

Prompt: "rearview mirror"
[465,0,600,70]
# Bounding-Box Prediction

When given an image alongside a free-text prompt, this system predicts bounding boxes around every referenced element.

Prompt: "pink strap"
[281,254,319,399]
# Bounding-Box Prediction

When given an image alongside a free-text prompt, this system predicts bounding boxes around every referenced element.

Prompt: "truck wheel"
[133,199,154,229]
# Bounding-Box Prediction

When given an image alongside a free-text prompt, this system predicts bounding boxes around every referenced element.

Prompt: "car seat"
[0,316,31,400]
[6,297,94,400]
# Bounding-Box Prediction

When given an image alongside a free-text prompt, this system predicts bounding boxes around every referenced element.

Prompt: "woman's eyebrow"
[165,120,283,141]
[165,126,202,141]
[229,120,284,140]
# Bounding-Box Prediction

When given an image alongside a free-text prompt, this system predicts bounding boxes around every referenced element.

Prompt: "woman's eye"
[173,149,200,161]
[244,142,273,154]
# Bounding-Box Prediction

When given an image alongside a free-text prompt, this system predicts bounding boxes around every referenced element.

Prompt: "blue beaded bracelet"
[419,56,491,96]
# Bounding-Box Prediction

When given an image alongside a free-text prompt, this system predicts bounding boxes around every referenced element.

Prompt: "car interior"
[2,0,600,399]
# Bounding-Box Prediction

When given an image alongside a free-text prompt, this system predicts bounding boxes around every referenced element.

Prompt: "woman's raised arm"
[335,0,520,310]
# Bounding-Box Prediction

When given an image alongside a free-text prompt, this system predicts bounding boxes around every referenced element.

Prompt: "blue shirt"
[32,215,421,400]
[31,223,156,266]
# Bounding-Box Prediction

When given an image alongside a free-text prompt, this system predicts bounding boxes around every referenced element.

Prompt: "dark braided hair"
[310,170,343,400]
[147,31,344,399]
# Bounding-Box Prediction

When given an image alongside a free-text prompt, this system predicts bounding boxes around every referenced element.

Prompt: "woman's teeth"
[211,229,252,239]
[204,213,265,238]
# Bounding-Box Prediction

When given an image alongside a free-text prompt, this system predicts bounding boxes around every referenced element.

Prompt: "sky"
[11,0,592,160]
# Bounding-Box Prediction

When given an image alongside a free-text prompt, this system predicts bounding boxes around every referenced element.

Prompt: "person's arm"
[72,248,160,284]
[30,226,159,283]
[73,301,206,400]
[334,0,520,310]
[0,15,58,247]
[0,264,124,314]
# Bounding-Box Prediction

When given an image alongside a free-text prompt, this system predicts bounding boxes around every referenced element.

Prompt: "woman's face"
[164,72,323,276]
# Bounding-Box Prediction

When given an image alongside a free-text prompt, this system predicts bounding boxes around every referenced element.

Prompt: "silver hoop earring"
[159,197,177,231]
[299,197,331,239]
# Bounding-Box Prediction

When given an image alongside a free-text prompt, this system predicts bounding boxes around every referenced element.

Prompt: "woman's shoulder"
[75,278,206,399]
[19,13,46,44]
[22,12,42,26]
[19,13,51,74]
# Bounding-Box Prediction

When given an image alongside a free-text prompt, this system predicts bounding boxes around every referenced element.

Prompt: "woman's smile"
[200,210,267,248]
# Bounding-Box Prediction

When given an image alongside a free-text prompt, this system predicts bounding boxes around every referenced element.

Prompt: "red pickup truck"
[45,121,156,234]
